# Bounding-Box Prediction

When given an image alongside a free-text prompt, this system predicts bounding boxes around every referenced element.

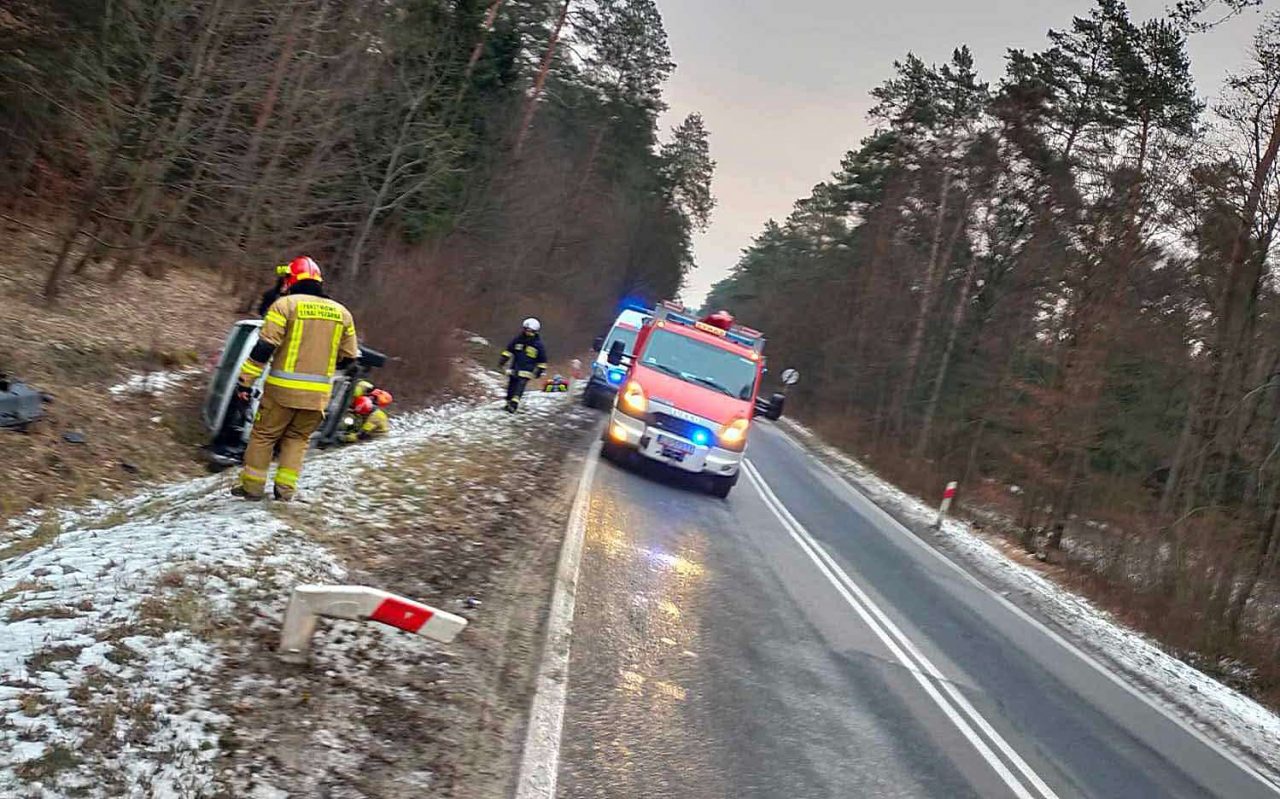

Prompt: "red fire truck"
[602,301,769,498]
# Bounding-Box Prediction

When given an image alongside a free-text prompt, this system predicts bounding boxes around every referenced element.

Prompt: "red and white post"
[278,584,468,664]
[934,481,958,529]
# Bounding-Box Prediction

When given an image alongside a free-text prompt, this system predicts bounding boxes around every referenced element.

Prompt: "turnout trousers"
[239,393,324,500]
[505,374,530,412]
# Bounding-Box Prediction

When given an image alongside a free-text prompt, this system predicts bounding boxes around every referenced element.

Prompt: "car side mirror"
[780,368,800,386]
[607,340,625,365]
[592,336,604,352]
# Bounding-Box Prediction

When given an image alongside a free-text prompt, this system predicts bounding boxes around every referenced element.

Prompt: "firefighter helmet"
[522,317,541,333]
[279,256,322,291]
[370,388,393,407]
[352,396,374,415]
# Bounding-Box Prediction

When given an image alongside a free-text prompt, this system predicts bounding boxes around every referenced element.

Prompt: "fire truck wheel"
[708,472,737,499]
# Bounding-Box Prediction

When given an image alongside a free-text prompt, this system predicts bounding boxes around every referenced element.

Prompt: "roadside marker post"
[934,481,958,529]
[278,584,468,664]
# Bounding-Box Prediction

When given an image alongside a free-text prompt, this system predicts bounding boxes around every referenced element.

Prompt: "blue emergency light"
[607,367,626,385]
[690,427,711,447]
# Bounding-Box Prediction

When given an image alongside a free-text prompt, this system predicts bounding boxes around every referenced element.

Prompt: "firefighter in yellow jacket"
[232,256,359,501]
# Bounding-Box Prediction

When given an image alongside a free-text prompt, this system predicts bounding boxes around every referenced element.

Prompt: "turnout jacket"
[501,332,548,379]
[240,294,359,411]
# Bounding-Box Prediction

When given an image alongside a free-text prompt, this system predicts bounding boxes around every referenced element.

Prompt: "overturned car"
[201,319,387,468]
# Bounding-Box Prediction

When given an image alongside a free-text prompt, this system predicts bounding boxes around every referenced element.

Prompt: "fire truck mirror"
[607,339,625,365]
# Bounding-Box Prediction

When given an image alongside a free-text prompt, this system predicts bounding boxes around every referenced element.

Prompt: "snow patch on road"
[779,418,1280,784]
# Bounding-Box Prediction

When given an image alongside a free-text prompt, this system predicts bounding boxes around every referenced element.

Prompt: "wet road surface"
[554,423,1280,798]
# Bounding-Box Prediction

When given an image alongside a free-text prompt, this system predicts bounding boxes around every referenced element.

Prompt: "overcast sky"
[656,0,1265,307]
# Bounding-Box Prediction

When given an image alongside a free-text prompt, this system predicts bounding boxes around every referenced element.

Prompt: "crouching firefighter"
[232,256,359,501]
[497,317,547,413]
[341,383,392,443]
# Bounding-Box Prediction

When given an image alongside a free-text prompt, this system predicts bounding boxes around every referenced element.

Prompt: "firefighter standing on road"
[232,257,359,501]
[498,318,548,413]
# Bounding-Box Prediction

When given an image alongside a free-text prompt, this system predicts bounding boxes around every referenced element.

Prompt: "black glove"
[234,385,252,403]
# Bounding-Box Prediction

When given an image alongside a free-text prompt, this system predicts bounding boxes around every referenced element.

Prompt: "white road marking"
[743,459,1058,799]
[773,422,1280,795]
[515,441,601,799]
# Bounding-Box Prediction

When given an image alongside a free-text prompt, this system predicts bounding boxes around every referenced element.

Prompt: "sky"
[656,0,1265,308]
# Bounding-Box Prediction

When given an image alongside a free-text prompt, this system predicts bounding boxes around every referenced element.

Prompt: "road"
[551,422,1280,798]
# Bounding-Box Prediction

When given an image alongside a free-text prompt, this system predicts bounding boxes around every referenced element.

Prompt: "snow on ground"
[779,417,1280,783]
[0,366,565,797]
[107,367,203,397]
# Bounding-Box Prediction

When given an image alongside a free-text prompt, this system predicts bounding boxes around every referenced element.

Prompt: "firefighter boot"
[230,484,263,501]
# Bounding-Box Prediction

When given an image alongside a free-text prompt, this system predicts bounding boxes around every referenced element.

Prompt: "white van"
[583,307,649,409]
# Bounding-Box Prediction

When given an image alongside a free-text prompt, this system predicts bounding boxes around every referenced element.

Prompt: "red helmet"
[352,395,374,415]
[370,388,393,407]
[278,256,323,291]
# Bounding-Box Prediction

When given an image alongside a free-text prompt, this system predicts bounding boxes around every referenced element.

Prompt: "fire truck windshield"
[639,329,758,400]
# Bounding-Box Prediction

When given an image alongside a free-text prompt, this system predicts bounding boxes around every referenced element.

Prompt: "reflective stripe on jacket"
[242,295,359,410]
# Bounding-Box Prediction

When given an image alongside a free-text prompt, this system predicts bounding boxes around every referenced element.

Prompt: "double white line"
[742,459,1059,799]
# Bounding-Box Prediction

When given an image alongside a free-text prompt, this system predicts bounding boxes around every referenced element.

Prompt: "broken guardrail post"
[278,584,468,664]
[934,481,958,529]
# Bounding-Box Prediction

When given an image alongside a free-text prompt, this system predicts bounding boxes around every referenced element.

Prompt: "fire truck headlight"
[620,381,647,416]
[718,418,750,450]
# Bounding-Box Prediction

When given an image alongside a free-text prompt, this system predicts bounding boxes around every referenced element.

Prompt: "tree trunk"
[461,0,505,87]
[512,0,570,158]
[896,169,953,426]
[915,246,978,457]
[1160,392,1198,516]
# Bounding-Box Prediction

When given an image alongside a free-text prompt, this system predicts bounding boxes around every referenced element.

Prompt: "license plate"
[657,434,693,459]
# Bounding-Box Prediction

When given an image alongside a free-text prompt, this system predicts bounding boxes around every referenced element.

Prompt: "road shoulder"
[772,417,1280,789]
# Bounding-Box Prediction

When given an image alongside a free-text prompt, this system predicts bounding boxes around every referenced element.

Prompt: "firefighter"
[497,317,548,413]
[342,390,392,442]
[232,256,359,501]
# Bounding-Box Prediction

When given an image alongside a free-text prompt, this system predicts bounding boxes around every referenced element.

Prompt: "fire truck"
[602,301,780,498]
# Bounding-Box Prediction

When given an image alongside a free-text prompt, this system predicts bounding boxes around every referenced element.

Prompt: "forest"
[708,0,1280,701]
[0,0,714,378]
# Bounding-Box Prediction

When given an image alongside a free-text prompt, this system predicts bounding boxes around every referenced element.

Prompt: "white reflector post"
[278,584,468,664]
[934,481,958,529]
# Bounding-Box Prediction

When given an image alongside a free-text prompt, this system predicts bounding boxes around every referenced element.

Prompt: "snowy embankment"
[0,370,557,798]
[780,417,1280,784]
[108,367,204,397]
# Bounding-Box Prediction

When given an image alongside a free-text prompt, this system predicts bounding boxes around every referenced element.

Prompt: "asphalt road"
[553,422,1280,799]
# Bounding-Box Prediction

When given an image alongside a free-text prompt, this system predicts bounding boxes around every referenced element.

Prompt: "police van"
[582,307,650,409]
